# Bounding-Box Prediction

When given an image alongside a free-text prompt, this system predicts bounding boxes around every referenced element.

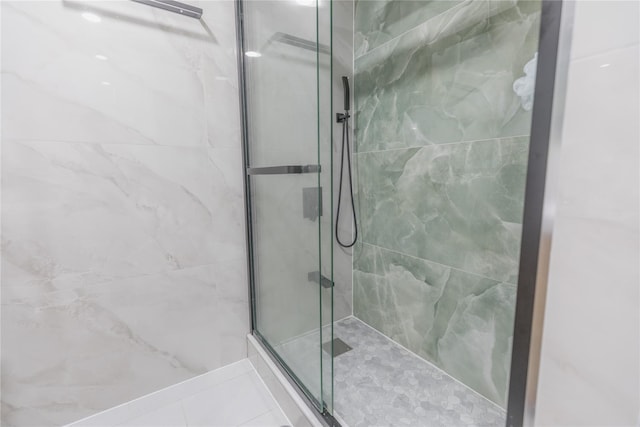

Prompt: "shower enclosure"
[237,0,567,425]
[237,0,336,416]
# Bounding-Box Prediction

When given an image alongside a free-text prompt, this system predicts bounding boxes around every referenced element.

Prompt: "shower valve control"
[336,112,350,123]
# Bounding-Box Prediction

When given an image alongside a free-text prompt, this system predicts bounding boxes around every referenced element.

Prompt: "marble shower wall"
[1,1,248,426]
[352,0,541,407]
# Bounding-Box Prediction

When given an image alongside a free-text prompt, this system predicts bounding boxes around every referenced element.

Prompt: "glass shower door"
[240,0,333,412]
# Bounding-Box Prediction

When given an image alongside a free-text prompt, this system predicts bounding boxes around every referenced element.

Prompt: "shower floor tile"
[333,317,506,427]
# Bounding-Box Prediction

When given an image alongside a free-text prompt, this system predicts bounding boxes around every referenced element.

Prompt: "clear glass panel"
[317,0,334,413]
[242,0,333,410]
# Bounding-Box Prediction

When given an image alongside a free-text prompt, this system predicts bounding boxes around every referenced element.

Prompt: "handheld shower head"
[342,76,350,111]
[336,75,357,248]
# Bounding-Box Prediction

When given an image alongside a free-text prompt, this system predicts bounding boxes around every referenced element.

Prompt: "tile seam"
[356,241,519,286]
[3,139,235,149]
[571,41,640,63]
[354,0,474,62]
[1,261,236,301]
[354,134,531,156]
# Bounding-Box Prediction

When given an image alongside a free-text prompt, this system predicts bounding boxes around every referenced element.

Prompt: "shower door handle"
[247,164,321,175]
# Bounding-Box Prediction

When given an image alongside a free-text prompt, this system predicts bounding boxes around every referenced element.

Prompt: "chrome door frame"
[234,1,339,425]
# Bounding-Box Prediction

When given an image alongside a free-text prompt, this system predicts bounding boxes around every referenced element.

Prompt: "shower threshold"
[277,317,506,427]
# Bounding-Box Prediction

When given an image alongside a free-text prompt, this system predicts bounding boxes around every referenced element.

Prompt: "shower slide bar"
[130,0,202,19]
[247,165,321,175]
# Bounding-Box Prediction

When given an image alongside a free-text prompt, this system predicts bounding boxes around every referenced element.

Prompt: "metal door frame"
[234,1,339,425]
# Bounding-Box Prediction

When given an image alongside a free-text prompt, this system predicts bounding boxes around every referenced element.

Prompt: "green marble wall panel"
[355,137,528,284]
[354,1,541,153]
[353,243,516,407]
[354,0,463,56]
[352,0,541,409]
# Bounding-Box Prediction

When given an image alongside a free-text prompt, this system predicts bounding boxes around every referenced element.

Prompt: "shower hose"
[335,113,358,248]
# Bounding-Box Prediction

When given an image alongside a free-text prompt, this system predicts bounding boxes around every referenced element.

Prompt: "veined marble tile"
[1,264,248,427]
[536,28,640,425]
[1,2,248,427]
[1,141,245,297]
[353,243,516,407]
[1,0,239,148]
[181,370,279,427]
[354,1,541,153]
[355,137,528,283]
[354,0,464,57]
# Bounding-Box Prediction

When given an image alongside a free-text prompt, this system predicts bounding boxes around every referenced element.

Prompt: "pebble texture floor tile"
[333,317,506,427]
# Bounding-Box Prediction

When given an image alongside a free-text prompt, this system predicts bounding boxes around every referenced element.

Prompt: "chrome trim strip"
[235,0,257,332]
[269,32,331,55]
[247,164,322,175]
[130,0,202,19]
[506,1,575,426]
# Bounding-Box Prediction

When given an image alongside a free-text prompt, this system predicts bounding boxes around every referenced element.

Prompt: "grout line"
[354,134,531,156]
[179,400,189,427]
[6,261,240,300]
[239,407,282,427]
[247,335,323,427]
[337,316,507,412]
[182,366,284,427]
[65,360,253,426]
[359,241,519,286]
[5,138,236,150]
[246,358,293,426]
[238,408,277,427]
[571,41,640,63]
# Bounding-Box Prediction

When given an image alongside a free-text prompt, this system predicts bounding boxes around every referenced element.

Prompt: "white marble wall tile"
[68,360,254,427]
[569,0,639,60]
[1,140,248,426]
[2,264,248,427]
[1,1,248,426]
[2,141,245,297]
[535,1,640,425]
[1,1,240,149]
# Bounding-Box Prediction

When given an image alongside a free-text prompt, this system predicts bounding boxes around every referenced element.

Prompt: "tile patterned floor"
[67,360,290,427]
[333,317,506,427]
[274,317,507,426]
[177,371,289,427]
